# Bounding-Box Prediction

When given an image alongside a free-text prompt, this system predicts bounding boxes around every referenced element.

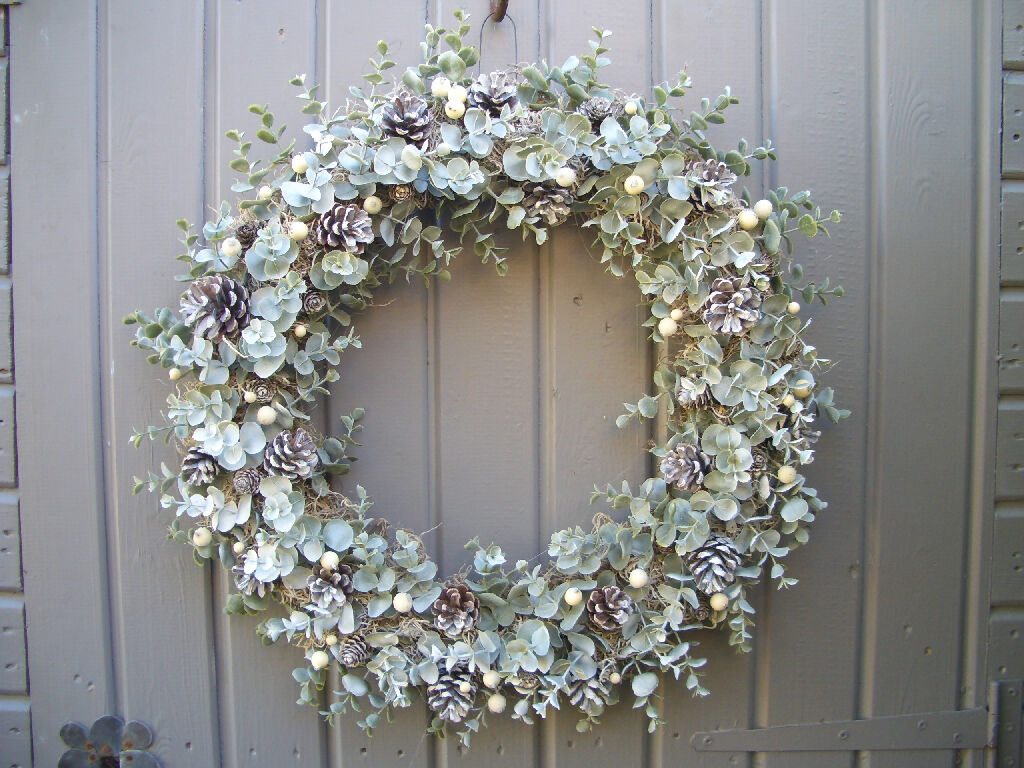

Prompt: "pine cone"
[380,93,433,148]
[431,583,479,638]
[181,447,217,486]
[302,289,326,314]
[586,586,634,632]
[180,276,251,341]
[338,635,372,667]
[307,563,354,612]
[232,467,263,495]
[426,666,477,723]
[389,184,414,203]
[232,562,270,598]
[749,449,769,480]
[249,379,276,403]
[576,96,623,130]
[523,181,574,226]
[687,158,737,213]
[263,428,320,480]
[685,535,742,595]
[234,220,260,251]
[660,444,711,492]
[312,203,374,253]
[702,276,762,334]
[566,675,613,716]
[467,71,519,116]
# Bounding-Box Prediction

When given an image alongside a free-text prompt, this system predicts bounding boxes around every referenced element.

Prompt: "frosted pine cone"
[586,586,634,632]
[523,181,574,226]
[687,158,738,212]
[249,379,276,403]
[263,428,320,480]
[338,635,372,667]
[576,96,623,130]
[380,93,432,147]
[566,675,613,716]
[307,563,354,612]
[431,583,479,638]
[467,71,519,116]
[660,444,711,492]
[312,203,374,253]
[180,275,251,341]
[302,289,326,314]
[702,276,762,334]
[685,534,742,594]
[234,220,260,251]
[389,184,414,203]
[181,447,217,486]
[426,666,477,723]
[232,467,263,495]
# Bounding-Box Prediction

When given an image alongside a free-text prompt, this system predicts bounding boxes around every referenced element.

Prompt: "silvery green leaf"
[780,497,809,522]
[368,593,392,617]
[323,520,354,552]
[631,672,659,697]
[342,673,368,696]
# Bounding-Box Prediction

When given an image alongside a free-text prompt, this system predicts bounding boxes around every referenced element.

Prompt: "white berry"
[781,393,796,408]
[293,324,307,339]
[555,166,577,188]
[564,587,583,606]
[670,308,684,322]
[709,592,729,612]
[482,670,501,689]
[777,465,797,484]
[435,142,452,157]
[628,568,649,589]
[738,208,759,230]
[192,527,212,547]
[458,680,473,694]
[243,390,257,404]
[220,237,242,259]
[393,591,413,613]
[320,551,340,571]
[431,77,452,99]
[256,405,276,425]
[624,100,638,115]
[754,199,773,220]
[624,174,645,195]
[448,84,468,103]
[444,100,466,120]
[401,144,423,170]
[289,221,309,241]
[793,383,813,398]
[325,633,339,647]
[168,367,182,381]
[232,541,245,554]
[291,154,309,175]
[257,185,273,201]
[362,195,383,215]
[310,650,330,670]
[487,693,507,714]
[787,301,801,315]
[658,316,679,337]
[608,672,622,684]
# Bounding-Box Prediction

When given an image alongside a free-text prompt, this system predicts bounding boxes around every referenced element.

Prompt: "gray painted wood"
[1000,291,1024,392]
[1001,186,1024,284]
[0,698,31,768]
[996,401,1024,499]
[1007,0,1024,69]
[8,1,1006,766]
[0,494,20,590]
[991,505,1024,605]
[1005,74,1024,174]
[0,597,25,694]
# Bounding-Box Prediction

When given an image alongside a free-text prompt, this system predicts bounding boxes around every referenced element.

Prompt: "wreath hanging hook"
[477,0,518,71]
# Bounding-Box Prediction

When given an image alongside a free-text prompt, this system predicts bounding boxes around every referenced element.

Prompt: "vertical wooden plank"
[1000,186,1024,284]
[203,3,328,767]
[862,2,976,766]
[99,1,219,764]
[757,3,869,768]
[10,3,116,765]
[0,494,20,590]
[322,3,436,766]
[999,292,1024,392]
[544,3,653,767]
[654,3,761,767]
[1002,75,1024,174]
[0,598,25,694]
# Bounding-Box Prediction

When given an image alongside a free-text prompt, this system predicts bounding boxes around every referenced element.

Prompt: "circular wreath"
[127,13,847,745]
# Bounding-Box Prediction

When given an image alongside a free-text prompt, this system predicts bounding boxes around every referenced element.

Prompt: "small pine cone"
[311,203,374,253]
[702,276,763,334]
[575,96,623,130]
[467,71,520,116]
[232,467,263,495]
[508,673,540,696]
[523,181,574,226]
[302,289,326,314]
[586,586,634,632]
[232,562,271,598]
[263,427,320,480]
[380,93,433,148]
[660,444,711,493]
[685,535,742,595]
[685,602,712,624]
[749,449,769,480]
[426,666,477,723]
[677,378,715,410]
[338,635,372,667]
[234,220,260,251]
[180,275,251,341]
[688,158,738,188]
[431,583,479,638]
[181,447,217,486]
[307,563,354,612]
[566,675,612,717]
[250,379,277,403]
[389,184,414,203]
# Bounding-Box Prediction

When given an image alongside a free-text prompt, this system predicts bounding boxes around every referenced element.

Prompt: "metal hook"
[477,4,518,72]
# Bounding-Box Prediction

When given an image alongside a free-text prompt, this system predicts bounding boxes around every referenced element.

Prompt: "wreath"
[127,12,847,745]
